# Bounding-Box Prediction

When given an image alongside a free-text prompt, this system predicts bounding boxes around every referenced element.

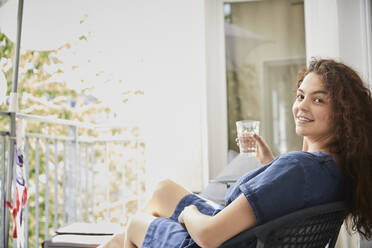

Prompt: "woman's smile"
[295,115,314,123]
[292,72,333,142]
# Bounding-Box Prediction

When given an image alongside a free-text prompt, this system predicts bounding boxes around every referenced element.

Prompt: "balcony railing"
[0,112,145,247]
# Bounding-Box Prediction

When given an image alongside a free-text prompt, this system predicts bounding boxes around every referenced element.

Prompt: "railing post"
[44,138,50,240]
[90,144,95,222]
[54,140,58,231]
[35,138,40,247]
[136,140,141,210]
[62,141,67,225]
[68,125,78,224]
[24,136,29,248]
[105,142,110,221]
[0,134,6,247]
[84,144,88,221]
[78,142,82,221]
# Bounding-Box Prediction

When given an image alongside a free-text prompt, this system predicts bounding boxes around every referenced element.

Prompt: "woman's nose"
[298,97,310,110]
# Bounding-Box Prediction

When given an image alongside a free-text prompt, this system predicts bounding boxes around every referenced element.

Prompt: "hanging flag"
[5,119,27,248]
[5,144,28,248]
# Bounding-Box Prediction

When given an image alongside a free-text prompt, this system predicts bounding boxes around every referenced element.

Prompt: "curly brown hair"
[296,59,372,239]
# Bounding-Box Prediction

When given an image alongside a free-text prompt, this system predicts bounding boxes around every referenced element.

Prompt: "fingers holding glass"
[236,120,260,156]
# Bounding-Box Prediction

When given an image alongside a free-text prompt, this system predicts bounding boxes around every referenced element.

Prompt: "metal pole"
[11,0,23,94]
[4,0,24,247]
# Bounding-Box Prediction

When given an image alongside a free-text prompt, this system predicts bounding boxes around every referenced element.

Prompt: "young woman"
[122,59,372,248]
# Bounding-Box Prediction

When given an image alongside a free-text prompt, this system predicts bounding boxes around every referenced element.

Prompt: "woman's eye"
[314,98,323,103]
[296,94,304,100]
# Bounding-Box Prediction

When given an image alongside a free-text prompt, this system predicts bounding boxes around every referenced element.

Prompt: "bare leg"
[125,179,192,247]
[142,179,192,218]
[125,213,156,248]
[124,237,135,248]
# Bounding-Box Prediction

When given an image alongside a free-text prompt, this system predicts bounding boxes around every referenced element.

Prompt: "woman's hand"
[178,205,198,229]
[178,205,215,247]
[236,134,274,165]
[180,195,256,248]
[253,133,275,164]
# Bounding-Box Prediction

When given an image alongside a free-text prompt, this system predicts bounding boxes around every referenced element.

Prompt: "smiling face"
[292,72,334,144]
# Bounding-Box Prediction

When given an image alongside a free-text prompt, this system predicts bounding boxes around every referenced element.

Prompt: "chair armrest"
[253,201,345,241]
[219,228,257,248]
[219,201,345,248]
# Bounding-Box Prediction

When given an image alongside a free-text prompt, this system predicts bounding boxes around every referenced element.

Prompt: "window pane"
[224,0,305,156]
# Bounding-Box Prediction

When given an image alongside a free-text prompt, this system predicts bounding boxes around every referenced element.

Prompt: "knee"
[126,216,135,238]
[126,213,155,247]
[125,215,140,244]
[152,179,175,197]
[156,179,175,191]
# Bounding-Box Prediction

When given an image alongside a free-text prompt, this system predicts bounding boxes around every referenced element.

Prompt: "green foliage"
[0,32,14,112]
[1,21,146,246]
[0,31,111,136]
[0,29,136,248]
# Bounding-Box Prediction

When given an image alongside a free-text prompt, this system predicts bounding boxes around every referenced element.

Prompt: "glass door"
[224,0,306,156]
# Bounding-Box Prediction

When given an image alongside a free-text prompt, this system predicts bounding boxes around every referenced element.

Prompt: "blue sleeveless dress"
[142,151,344,248]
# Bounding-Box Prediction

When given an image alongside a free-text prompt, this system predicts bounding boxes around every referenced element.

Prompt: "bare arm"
[236,134,275,165]
[253,133,275,164]
[178,194,256,248]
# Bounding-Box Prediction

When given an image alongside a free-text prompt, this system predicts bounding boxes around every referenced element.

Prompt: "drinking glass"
[236,120,260,156]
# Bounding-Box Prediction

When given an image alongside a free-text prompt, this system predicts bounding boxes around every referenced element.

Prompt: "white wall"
[142,0,208,192]
[304,0,340,61]
[143,0,229,192]
[203,0,228,180]
[338,0,372,86]
[304,0,371,86]
[115,0,228,194]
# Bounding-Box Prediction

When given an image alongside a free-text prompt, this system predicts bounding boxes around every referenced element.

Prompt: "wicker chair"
[219,201,346,248]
